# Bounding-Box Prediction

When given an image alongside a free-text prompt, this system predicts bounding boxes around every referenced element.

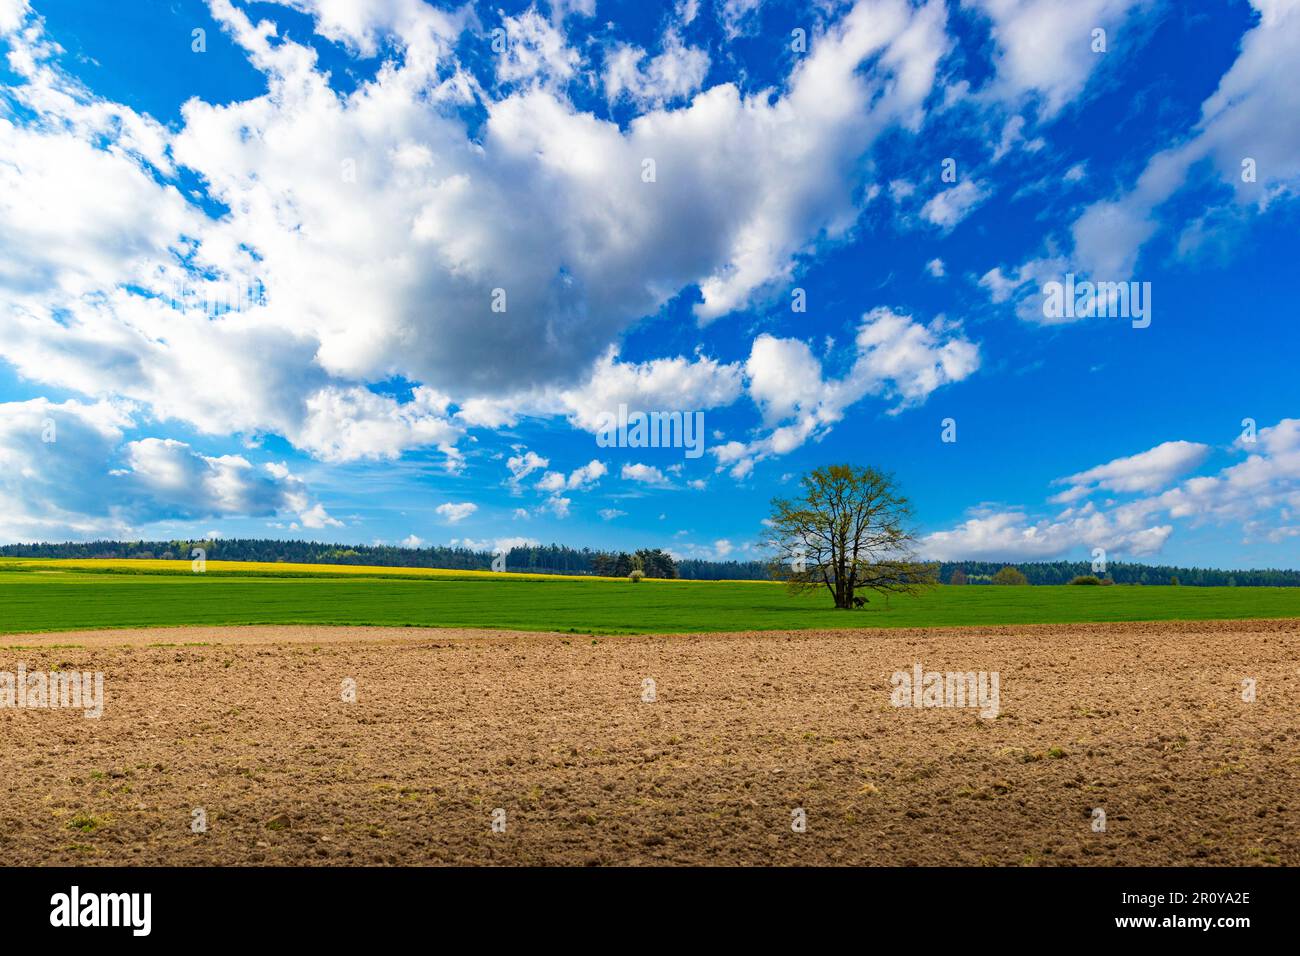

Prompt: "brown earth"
[1,619,1296,866]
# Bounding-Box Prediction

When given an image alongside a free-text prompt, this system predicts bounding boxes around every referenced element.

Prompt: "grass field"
[1,558,1298,635]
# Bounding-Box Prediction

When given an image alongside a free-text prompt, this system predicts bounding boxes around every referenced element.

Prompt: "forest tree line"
[0,540,1296,586]
[0,538,767,580]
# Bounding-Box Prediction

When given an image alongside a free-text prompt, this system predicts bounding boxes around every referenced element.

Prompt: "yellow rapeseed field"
[0,556,712,583]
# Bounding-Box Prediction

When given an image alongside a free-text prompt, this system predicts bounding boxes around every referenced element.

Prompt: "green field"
[1,563,1298,635]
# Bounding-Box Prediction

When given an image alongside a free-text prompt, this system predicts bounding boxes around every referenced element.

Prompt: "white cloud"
[926,418,1300,559]
[253,0,465,62]
[920,179,991,230]
[435,502,478,523]
[533,458,606,514]
[990,113,1044,161]
[716,308,979,477]
[720,0,765,39]
[926,257,946,277]
[537,471,567,493]
[493,535,541,554]
[559,351,743,432]
[923,505,1173,561]
[0,0,29,34]
[604,29,710,107]
[1074,0,1300,278]
[506,449,549,489]
[495,9,581,86]
[598,508,626,520]
[296,386,461,465]
[452,535,540,554]
[551,0,597,22]
[622,463,669,485]
[538,458,609,492]
[889,179,916,202]
[295,502,344,530]
[1051,440,1210,503]
[565,459,608,488]
[0,0,962,481]
[459,348,745,435]
[967,0,1152,116]
[400,534,424,548]
[0,398,335,540]
[984,0,1300,316]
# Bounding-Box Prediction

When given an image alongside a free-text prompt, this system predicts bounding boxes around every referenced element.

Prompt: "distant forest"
[0,538,767,581]
[937,561,1300,587]
[0,539,1296,586]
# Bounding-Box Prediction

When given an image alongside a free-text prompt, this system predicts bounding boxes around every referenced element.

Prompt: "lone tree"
[765,464,937,609]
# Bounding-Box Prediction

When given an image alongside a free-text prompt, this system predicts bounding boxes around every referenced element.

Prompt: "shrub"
[1069,575,1102,585]
[1099,577,1115,586]
[1170,575,1180,586]
[949,568,968,585]
[992,566,1028,586]
[628,570,645,583]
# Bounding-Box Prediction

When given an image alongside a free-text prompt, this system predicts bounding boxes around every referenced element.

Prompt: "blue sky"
[1,0,1297,568]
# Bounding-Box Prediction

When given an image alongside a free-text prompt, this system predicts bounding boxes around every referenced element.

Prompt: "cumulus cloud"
[719,0,765,39]
[967,0,1152,116]
[604,29,710,107]
[0,0,29,34]
[435,502,478,523]
[457,348,745,435]
[982,0,1300,316]
[559,351,744,432]
[495,8,582,86]
[0,0,962,485]
[452,535,540,554]
[925,419,1300,559]
[538,459,607,491]
[923,505,1173,561]
[0,398,336,540]
[1072,0,1300,279]
[506,449,549,490]
[920,179,991,230]
[715,308,979,477]
[565,459,608,489]
[622,463,669,485]
[296,387,461,465]
[1051,440,1210,503]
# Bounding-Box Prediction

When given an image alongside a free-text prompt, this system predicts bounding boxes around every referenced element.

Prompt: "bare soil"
[1,619,1296,866]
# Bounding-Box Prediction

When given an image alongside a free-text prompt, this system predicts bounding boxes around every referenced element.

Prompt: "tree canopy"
[764,464,936,609]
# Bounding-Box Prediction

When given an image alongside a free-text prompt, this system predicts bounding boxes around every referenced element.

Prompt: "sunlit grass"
[0,559,1296,636]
